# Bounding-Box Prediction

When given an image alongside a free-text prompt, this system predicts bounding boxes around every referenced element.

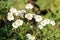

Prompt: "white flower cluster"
[12,19,23,28]
[26,33,35,40]
[7,8,26,20]
[7,3,56,40]
[7,7,26,28]
[7,12,14,21]
[24,3,56,29]
[25,13,43,22]
[7,7,56,29]
[38,19,56,29]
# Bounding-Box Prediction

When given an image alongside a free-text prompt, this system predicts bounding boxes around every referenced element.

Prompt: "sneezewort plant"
[7,6,56,40]
[7,6,56,30]
[2,0,58,40]
[0,0,60,40]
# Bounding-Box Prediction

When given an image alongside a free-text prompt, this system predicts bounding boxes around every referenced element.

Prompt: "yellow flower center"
[37,16,40,19]
[9,16,12,18]
[28,14,31,18]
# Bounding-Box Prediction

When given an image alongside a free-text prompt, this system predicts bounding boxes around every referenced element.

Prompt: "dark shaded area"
[30,18,37,26]
[56,10,59,13]
[0,21,22,40]
[33,9,48,15]
[32,0,37,2]
[26,30,33,34]
[33,3,40,10]
[40,10,48,15]
[0,19,5,28]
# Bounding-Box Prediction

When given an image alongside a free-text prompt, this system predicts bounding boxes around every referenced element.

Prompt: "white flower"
[28,36,35,40]
[26,33,32,39]
[31,36,35,40]
[25,13,33,20]
[13,11,20,16]
[25,3,33,9]
[40,20,46,26]
[10,7,17,13]
[12,22,18,28]
[7,15,14,21]
[26,34,35,40]
[13,39,16,40]
[38,25,43,29]
[44,19,50,24]
[19,13,24,18]
[12,19,23,28]
[17,10,26,18]
[15,19,23,26]
[18,10,26,14]
[50,20,56,26]
[17,10,24,18]
[10,7,20,16]
[34,15,42,22]
[19,14,24,18]
[18,10,22,14]
[7,12,13,16]
[21,10,26,13]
